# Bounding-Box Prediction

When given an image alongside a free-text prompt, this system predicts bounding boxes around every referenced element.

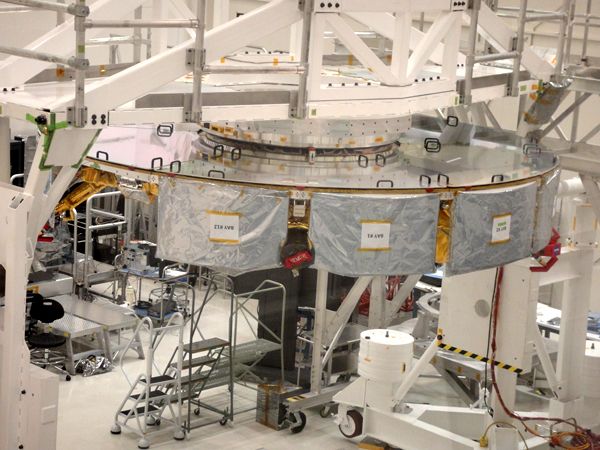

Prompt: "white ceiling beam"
[326,14,405,86]
[50,0,302,113]
[346,11,466,66]
[407,12,457,80]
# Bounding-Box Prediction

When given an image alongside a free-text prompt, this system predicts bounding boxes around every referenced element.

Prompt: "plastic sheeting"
[446,182,538,276]
[533,169,560,252]
[519,80,571,138]
[309,193,439,276]
[157,179,289,275]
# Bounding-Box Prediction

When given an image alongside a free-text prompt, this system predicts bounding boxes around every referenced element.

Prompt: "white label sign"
[360,221,391,251]
[208,211,240,244]
[292,201,306,218]
[491,214,511,244]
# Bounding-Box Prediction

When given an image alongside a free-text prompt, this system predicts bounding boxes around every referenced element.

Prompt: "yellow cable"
[480,422,530,450]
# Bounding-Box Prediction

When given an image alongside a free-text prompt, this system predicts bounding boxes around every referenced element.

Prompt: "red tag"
[284,250,313,269]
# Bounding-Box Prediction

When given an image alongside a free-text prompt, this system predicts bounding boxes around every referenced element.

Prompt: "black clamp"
[446,115,459,127]
[424,138,442,153]
[208,169,225,179]
[376,179,394,188]
[95,150,109,161]
[523,143,541,155]
[437,173,450,186]
[151,157,164,170]
[213,145,224,158]
[156,123,174,137]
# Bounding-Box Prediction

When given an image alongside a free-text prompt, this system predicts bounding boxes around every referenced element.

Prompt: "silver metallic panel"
[533,169,560,252]
[309,193,440,276]
[157,179,289,275]
[447,182,538,276]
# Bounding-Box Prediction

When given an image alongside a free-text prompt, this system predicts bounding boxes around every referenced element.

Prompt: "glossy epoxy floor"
[55,283,544,450]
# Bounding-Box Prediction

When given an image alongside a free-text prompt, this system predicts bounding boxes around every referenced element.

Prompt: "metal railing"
[463,0,575,105]
[0,0,209,125]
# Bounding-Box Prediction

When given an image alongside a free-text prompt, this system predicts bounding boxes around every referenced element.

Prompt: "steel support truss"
[0,0,559,124]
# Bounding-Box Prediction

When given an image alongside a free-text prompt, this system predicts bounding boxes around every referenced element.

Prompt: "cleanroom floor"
[56,280,546,450]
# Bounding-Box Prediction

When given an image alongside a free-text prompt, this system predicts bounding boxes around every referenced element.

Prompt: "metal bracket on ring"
[523,143,541,155]
[491,174,505,183]
[95,150,109,161]
[446,115,459,127]
[424,138,441,153]
[358,155,369,168]
[420,174,432,186]
[376,179,394,188]
[437,173,450,186]
[231,148,242,161]
[213,145,224,158]
[156,123,174,137]
[376,154,387,167]
[169,160,181,173]
[151,157,164,170]
[208,169,225,179]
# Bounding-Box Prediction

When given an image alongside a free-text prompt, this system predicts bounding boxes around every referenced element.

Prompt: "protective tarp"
[157,179,289,275]
[519,80,571,138]
[309,193,440,276]
[533,169,560,252]
[446,182,538,276]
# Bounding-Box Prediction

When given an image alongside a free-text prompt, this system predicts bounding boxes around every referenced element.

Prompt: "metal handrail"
[119,316,153,387]
[82,190,125,292]
[9,173,24,185]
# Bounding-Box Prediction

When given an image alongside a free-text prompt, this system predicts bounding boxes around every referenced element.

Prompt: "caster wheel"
[219,417,228,426]
[194,408,200,416]
[290,411,307,434]
[319,405,332,418]
[339,410,363,438]
[173,429,186,441]
[110,423,121,435]
[146,417,160,426]
[137,438,150,449]
[65,375,71,381]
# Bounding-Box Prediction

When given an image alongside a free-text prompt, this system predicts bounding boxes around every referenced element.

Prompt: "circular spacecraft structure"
[86,115,559,277]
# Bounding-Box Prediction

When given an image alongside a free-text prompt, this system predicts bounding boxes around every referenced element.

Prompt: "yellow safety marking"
[436,341,523,375]
[206,210,241,217]
[208,238,240,244]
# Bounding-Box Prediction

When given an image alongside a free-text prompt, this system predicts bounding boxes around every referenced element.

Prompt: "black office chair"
[27,295,71,380]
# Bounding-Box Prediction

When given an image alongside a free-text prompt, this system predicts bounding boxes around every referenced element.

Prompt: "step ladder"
[111,315,185,449]
[175,337,232,429]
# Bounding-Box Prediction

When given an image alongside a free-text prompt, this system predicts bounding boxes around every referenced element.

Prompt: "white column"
[0,187,33,450]
[289,21,303,59]
[368,276,386,329]
[212,0,230,27]
[311,269,329,394]
[550,248,594,420]
[0,117,9,184]
[390,12,411,83]
[151,0,168,56]
[441,13,462,82]
[306,14,326,104]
